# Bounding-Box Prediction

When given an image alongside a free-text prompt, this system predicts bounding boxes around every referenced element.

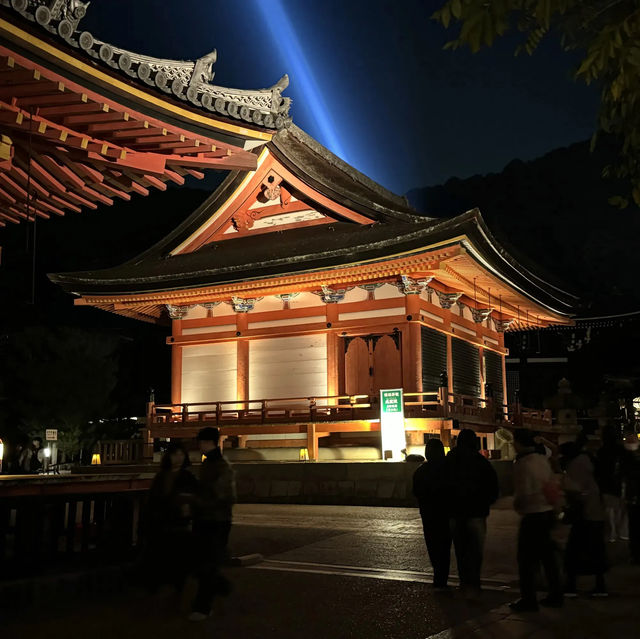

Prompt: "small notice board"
[45,429,58,441]
[380,388,405,461]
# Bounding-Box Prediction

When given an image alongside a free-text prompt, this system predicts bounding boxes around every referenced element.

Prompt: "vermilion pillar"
[326,331,339,396]
[404,293,422,393]
[236,313,249,404]
[171,319,183,405]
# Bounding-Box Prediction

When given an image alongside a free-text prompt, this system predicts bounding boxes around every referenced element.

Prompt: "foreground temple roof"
[1,0,291,130]
[0,1,290,226]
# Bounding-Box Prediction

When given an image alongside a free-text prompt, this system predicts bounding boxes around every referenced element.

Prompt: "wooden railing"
[145,391,554,436]
[147,391,532,427]
[509,404,553,428]
[149,394,380,426]
[0,475,152,580]
[97,440,145,465]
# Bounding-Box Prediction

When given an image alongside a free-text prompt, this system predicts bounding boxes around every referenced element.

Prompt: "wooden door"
[372,335,402,393]
[344,337,370,395]
[343,333,402,396]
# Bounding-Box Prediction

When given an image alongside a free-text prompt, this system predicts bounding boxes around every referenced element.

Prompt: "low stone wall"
[70,459,514,506]
[234,460,514,507]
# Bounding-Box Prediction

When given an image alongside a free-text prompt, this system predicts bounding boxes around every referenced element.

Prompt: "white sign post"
[380,388,406,461]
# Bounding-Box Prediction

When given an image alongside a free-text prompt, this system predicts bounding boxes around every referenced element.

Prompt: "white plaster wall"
[339,307,405,321]
[375,283,403,300]
[290,292,324,309]
[343,287,368,303]
[183,325,236,335]
[181,341,237,406]
[249,316,325,329]
[249,334,327,399]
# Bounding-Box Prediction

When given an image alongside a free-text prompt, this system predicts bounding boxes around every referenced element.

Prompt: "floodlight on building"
[299,448,309,461]
[91,453,101,465]
[0,438,4,473]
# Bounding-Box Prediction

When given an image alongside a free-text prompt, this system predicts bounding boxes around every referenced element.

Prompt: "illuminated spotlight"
[254,0,348,161]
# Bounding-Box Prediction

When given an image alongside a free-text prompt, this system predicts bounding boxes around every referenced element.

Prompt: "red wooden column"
[171,319,183,406]
[499,332,508,417]
[236,313,249,406]
[446,335,454,395]
[404,293,422,393]
[326,302,339,325]
[326,331,339,396]
[478,345,486,400]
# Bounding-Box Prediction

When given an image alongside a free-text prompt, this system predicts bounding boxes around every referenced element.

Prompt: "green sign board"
[381,389,403,414]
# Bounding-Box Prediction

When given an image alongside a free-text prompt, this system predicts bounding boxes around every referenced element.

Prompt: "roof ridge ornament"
[3,0,292,129]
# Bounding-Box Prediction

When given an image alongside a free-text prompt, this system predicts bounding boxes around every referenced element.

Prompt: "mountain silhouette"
[407,141,640,313]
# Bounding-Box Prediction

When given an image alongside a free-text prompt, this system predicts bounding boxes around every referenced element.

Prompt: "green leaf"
[608,195,629,209]
[451,0,462,20]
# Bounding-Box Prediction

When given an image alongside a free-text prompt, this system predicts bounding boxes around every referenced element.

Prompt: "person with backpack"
[509,429,563,612]
[596,425,628,543]
[413,439,452,589]
[444,429,499,598]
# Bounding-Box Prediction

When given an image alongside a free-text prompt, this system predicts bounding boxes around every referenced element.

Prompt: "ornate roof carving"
[3,0,292,129]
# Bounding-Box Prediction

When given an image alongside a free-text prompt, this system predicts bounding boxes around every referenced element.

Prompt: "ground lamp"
[0,438,3,473]
[299,448,309,461]
[91,452,101,465]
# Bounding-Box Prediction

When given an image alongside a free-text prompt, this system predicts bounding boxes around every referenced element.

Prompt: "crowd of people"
[412,426,640,611]
[140,426,236,622]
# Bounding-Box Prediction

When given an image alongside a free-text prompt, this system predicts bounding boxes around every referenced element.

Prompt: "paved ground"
[2,499,638,638]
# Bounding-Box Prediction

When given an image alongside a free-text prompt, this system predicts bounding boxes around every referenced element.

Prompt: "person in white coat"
[509,429,563,612]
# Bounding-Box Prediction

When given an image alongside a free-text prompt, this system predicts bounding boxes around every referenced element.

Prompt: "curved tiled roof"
[1,0,291,129]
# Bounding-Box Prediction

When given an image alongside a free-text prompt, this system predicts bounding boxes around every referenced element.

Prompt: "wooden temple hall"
[1,2,575,460]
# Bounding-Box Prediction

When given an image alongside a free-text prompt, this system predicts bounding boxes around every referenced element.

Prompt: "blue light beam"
[253,0,349,162]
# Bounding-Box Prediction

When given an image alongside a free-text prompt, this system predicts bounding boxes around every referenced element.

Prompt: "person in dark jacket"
[144,442,197,593]
[444,429,499,597]
[596,425,628,542]
[560,439,608,597]
[622,432,640,564]
[189,426,236,622]
[413,439,451,588]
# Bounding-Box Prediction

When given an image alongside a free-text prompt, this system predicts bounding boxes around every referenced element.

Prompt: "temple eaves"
[2,0,292,129]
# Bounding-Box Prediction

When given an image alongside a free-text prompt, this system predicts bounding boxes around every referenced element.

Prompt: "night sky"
[83,0,599,195]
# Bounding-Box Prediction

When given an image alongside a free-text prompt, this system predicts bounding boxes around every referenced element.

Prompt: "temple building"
[1,2,575,459]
